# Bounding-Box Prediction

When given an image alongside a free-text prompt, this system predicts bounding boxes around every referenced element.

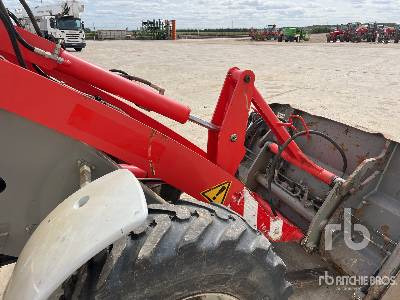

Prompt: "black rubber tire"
[75,48,83,52]
[65,200,291,300]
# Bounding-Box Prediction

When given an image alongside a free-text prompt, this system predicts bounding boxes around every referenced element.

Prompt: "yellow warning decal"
[201,181,232,204]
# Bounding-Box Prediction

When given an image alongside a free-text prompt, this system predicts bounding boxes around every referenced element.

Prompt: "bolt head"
[244,75,251,83]
[230,134,238,142]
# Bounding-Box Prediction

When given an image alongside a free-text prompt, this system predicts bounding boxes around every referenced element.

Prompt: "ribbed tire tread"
[67,199,292,300]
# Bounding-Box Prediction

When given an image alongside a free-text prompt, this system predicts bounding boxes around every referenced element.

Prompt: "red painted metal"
[0,59,303,242]
[0,25,341,242]
[252,89,337,185]
[208,67,254,174]
[275,114,310,137]
[56,51,191,124]
[0,27,191,124]
[268,143,336,185]
[120,165,148,178]
[228,189,304,241]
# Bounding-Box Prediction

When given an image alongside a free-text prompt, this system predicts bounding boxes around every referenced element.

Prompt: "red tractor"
[328,23,360,43]
[354,23,378,42]
[377,25,395,43]
[344,22,361,42]
[377,24,399,43]
[326,25,345,42]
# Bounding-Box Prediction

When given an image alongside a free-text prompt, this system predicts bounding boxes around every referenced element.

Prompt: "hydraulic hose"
[0,5,35,52]
[0,1,58,77]
[266,130,348,216]
[7,9,22,27]
[18,0,43,37]
[14,28,35,51]
[0,1,26,67]
[0,0,39,53]
[110,69,166,95]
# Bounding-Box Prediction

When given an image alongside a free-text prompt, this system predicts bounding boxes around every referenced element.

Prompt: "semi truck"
[18,0,86,51]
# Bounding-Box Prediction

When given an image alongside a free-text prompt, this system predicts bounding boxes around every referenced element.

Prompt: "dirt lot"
[1,36,399,299]
[78,37,400,149]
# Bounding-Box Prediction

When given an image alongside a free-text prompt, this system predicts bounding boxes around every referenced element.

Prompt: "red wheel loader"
[0,1,399,300]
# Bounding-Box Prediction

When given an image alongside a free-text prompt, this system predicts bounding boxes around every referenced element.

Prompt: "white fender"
[4,169,148,300]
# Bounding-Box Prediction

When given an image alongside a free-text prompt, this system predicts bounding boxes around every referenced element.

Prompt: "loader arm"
[0,22,349,242]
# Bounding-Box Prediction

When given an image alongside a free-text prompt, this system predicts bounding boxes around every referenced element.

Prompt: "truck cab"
[44,16,86,51]
[16,0,86,52]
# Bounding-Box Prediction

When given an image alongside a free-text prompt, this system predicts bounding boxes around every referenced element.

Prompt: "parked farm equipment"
[326,25,346,42]
[136,18,176,40]
[354,22,378,42]
[376,24,399,43]
[345,22,361,42]
[278,27,309,42]
[250,24,279,41]
[0,1,400,300]
[328,22,400,44]
[326,23,359,42]
[396,25,400,43]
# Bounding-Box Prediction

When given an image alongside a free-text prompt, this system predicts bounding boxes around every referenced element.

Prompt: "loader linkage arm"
[0,23,342,242]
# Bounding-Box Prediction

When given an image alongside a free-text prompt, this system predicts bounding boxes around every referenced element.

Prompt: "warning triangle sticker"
[201,181,231,204]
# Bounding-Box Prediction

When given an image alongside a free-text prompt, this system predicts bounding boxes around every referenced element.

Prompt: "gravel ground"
[1,36,399,298]
[76,37,400,149]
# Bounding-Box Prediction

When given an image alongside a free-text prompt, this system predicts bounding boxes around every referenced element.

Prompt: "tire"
[395,39,399,44]
[64,200,292,300]
[75,48,83,52]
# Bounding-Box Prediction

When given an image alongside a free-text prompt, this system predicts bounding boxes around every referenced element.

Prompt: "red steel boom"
[0,25,344,242]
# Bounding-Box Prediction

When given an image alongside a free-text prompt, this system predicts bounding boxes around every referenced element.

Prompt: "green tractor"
[278,27,309,42]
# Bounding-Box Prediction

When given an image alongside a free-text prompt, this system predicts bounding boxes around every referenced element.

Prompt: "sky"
[3,0,400,29]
